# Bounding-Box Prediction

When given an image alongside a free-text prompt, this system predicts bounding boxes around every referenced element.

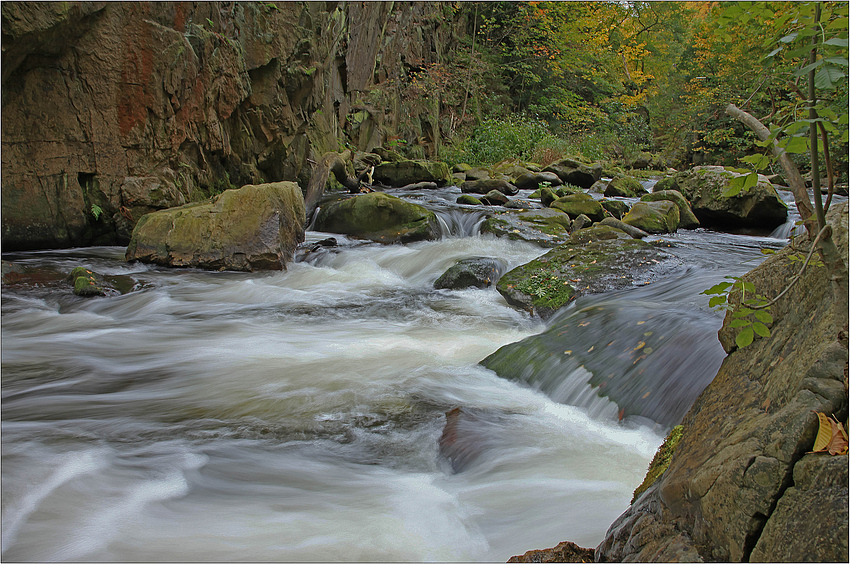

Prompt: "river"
[1,187,797,561]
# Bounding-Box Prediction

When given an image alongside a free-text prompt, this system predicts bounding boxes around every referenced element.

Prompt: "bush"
[458,117,550,165]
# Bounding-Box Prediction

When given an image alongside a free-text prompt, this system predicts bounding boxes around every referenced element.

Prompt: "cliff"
[1,1,467,250]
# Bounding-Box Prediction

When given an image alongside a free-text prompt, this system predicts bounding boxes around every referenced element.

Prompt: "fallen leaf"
[810,412,849,455]
[634,341,645,351]
[636,321,645,325]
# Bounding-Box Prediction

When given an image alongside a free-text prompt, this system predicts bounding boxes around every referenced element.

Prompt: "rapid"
[1,187,797,562]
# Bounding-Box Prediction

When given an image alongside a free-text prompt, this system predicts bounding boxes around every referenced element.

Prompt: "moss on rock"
[632,424,685,503]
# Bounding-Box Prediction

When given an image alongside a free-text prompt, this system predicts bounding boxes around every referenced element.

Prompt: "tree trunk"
[303,151,359,225]
[725,103,847,332]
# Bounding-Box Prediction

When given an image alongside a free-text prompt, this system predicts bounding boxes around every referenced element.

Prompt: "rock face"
[312,192,440,244]
[125,181,305,271]
[676,166,788,229]
[595,202,849,563]
[1,2,467,250]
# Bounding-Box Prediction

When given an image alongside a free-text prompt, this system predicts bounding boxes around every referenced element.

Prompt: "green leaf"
[793,59,825,77]
[779,32,799,44]
[722,176,746,197]
[823,37,850,47]
[752,322,771,337]
[779,135,810,154]
[729,318,752,328]
[741,154,771,169]
[708,295,726,308]
[741,281,756,292]
[824,56,850,67]
[703,281,733,295]
[815,66,846,90]
[753,310,773,324]
[764,47,783,59]
[736,326,755,348]
[761,248,776,255]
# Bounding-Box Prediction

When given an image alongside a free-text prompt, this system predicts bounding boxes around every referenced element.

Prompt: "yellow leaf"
[810,412,850,455]
[812,412,833,452]
[634,341,645,351]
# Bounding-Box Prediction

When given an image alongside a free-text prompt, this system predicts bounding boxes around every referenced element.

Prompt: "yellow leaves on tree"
[809,412,849,456]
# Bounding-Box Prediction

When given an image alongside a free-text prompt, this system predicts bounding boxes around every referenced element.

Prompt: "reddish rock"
[507,541,595,563]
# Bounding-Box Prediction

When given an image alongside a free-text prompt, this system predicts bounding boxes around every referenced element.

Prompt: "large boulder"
[495,225,674,318]
[313,192,440,244]
[543,158,602,189]
[595,202,849,562]
[480,208,571,247]
[621,201,680,234]
[513,171,562,191]
[677,166,788,229]
[640,190,700,229]
[372,159,452,187]
[550,193,606,223]
[125,182,305,271]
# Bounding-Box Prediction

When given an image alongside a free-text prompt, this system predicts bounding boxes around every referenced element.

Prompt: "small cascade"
[435,209,487,238]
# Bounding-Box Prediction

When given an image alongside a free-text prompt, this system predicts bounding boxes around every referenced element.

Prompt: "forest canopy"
[427,1,848,176]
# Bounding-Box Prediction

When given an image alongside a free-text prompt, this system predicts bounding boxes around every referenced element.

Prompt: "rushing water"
[1,188,792,562]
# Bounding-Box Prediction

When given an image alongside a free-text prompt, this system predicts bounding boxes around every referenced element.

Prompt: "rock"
[125,182,306,271]
[595,202,849,562]
[550,193,605,222]
[495,225,670,317]
[599,217,648,239]
[313,191,439,244]
[461,179,519,196]
[622,201,680,234]
[438,407,509,473]
[589,180,608,194]
[653,176,679,193]
[677,166,788,229]
[67,266,107,297]
[480,208,571,247]
[604,176,644,198]
[514,171,562,191]
[640,190,700,229]
[543,158,602,189]
[480,190,510,206]
[398,181,439,191]
[464,168,491,181]
[373,159,451,187]
[507,541,595,563]
[601,199,630,220]
[628,152,653,170]
[540,187,558,207]
[457,194,483,206]
[1,260,26,284]
[433,257,507,290]
[569,213,592,233]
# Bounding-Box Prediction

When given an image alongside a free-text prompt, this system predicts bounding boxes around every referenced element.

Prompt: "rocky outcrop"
[675,166,788,229]
[508,541,595,563]
[125,181,305,271]
[595,202,849,562]
[1,2,468,250]
[312,192,439,244]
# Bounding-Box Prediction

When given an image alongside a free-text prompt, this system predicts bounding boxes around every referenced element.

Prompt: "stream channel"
[1,185,805,561]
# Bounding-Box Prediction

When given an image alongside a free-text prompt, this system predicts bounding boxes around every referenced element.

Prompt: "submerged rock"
[125,181,305,271]
[480,208,571,247]
[434,257,507,290]
[495,225,674,318]
[313,191,440,244]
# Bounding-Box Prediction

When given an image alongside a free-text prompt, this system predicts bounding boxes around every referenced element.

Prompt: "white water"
[2,233,672,562]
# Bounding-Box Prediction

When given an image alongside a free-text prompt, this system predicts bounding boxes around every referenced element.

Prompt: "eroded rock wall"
[596,203,849,563]
[2,1,465,250]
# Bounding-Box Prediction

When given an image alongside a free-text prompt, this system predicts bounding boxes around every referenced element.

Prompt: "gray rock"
[434,257,507,290]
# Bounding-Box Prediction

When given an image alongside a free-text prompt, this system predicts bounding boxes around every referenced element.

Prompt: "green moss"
[632,424,685,504]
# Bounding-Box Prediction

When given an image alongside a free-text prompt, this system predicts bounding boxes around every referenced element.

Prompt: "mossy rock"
[314,192,440,244]
[632,425,684,503]
[677,166,788,229]
[543,158,602,189]
[457,194,483,206]
[480,208,571,247]
[622,201,680,234]
[461,179,519,196]
[126,182,306,271]
[641,190,700,229]
[550,193,605,222]
[601,199,630,219]
[496,226,667,317]
[604,176,645,198]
